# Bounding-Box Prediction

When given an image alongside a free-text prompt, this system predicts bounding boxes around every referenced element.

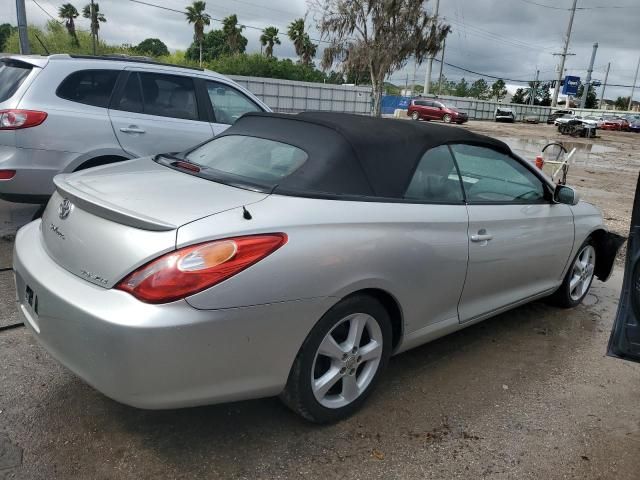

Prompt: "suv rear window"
[178,135,307,188]
[56,69,119,108]
[0,60,33,103]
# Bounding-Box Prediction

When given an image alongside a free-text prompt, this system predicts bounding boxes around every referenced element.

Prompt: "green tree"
[316,0,450,116]
[134,38,169,57]
[453,78,469,97]
[469,78,490,99]
[82,2,106,52]
[539,83,551,106]
[576,84,598,109]
[58,3,79,46]
[259,26,280,58]
[491,79,507,101]
[0,23,15,51]
[614,96,630,110]
[186,29,225,62]
[222,14,246,55]
[511,88,526,104]
[185,1,211,66]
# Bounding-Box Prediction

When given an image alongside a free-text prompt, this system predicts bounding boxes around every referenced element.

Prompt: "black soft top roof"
[219,111,512,199]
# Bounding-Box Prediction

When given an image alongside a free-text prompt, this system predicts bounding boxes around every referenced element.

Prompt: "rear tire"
[549,239,596,308]
[411,111,420,121]
[443,114,452,123]
[280,295,392,423]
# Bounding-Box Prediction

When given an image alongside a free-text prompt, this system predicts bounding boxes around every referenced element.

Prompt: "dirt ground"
[0,121,639,480]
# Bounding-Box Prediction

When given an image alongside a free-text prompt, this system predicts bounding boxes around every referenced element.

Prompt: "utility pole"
[412,57,417,95]
[628,56,640,111]
[90,0,96,56]
[423,0,440,96]
[552,0,578,107]
[530,69,539,105]
[599,62,610,109]
[405,73,409,96]
[580,42,598,109]
[16,0,30,54]
[437,38,446,95]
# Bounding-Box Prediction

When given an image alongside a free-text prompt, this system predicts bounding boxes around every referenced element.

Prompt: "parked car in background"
[547,109,574,124]
[14,112,622,423]
[523,115,540,124]
[494,107,515,123]
[0,54,270,204]
[554,115,597,128]
[408,98,468,124]
[628,120,640,132]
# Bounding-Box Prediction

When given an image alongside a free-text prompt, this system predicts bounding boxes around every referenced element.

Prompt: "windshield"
[0,60,33,103]
[180,135,308,188]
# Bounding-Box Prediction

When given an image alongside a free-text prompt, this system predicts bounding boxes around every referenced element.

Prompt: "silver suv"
[0,54,270,203]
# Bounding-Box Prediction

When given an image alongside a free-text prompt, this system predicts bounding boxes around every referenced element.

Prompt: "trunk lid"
[43,158,269,288]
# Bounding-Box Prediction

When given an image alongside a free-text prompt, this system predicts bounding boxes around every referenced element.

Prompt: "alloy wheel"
[443,114,452,123]
[311,313,383,409]
[569,245,596,301]
[411,111,420,120]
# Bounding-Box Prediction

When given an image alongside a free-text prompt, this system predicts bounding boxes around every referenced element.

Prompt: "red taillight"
[116,233,287,304]
[0,170,16,180]
[0,110,47,130]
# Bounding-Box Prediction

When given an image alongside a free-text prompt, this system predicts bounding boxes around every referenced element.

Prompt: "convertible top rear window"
[182,135,307,188]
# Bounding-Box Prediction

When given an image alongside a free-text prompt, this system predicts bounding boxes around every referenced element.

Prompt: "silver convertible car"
[13,112,623,423]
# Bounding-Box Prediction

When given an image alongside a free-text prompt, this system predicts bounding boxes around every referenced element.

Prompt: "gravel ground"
[0,120,639,479]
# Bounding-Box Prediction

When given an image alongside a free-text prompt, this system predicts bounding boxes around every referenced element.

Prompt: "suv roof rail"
[55,54,205,72]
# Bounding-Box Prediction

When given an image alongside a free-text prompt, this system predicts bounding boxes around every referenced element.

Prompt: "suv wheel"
[411,111,420,121]
[443,114,452,123]
[280,295,392,423]
[550,239,596,308]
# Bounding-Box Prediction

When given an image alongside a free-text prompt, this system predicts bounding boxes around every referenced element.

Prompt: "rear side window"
[0,60,33,103]
[56,69,119,107]
[114,72,199,120]
[184,135,307,186]
[405,145,464,203]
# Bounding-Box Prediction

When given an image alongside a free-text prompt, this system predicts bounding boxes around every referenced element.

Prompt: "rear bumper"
[13,220,334,409]
[0,145,75,202]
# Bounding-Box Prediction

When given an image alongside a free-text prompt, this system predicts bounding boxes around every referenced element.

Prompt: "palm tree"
[259,26,280,58]
[185,1,211,66]
[301,34,317,66]
[58,3,79,46]
[222,14,244,55]
[287,18,306,61]
[82,2,106,54]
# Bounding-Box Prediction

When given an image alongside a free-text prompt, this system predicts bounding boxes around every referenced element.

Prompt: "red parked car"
[599,116,628,131]
[407,98,469,124]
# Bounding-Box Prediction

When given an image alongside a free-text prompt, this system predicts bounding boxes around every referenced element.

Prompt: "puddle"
[496,136,618,168]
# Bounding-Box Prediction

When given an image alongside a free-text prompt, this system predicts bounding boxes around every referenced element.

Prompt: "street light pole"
[90,0,96,56]
[16,0,30,54]
[423,0,440,96]
[530,69,539,105]
[552,0,578,107]
[628,56,640,111]
[599,62,610,109]
[580,42,598,109]
[437,38,446,95]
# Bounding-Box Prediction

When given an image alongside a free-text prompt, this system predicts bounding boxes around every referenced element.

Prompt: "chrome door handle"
[470,233,493,242]
[119,126,146,134]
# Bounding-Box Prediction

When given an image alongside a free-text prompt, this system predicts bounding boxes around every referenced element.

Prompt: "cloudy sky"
[3,0,639,100]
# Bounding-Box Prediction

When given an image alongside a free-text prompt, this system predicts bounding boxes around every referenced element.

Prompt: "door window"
[206,81,262,124]
[114,72,199,120]
[56,69,119,107]
[450,144,545,203]
[404,145,464,203]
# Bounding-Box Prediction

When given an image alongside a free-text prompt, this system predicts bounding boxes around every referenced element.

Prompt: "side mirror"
[554,185,580,205]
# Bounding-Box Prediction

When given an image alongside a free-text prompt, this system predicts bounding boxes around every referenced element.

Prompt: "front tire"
[280,295,392,423]
[550,240,596,308]
[443,114,452,123]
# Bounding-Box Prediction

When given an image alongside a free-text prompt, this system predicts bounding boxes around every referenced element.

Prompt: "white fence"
[229,75,371,114]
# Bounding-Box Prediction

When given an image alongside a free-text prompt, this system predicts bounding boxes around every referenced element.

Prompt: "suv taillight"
[0,110,47,130]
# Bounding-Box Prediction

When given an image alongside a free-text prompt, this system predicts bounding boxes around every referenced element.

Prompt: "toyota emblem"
[58,198,73,219]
